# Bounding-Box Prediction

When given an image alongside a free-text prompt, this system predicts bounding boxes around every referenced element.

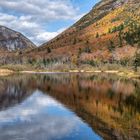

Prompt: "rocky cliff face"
[0,26,36,51]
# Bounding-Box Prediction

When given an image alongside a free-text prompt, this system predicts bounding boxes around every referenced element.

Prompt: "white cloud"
[0,91,81,140]
[0,0,78,21]
[0,0,81,45]
[35,28,66,44]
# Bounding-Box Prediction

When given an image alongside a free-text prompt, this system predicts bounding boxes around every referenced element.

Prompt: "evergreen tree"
[108,40,115,52]
[84,46,91,53]
[108,28,111,33]
[118,31,123,47]
[133,50,140,72]
[73,38,77,45]
[47,47,51,53]
[96,32,99,38]
[124,23,140,46]
[43,58,46,66]
[78,48,82,56]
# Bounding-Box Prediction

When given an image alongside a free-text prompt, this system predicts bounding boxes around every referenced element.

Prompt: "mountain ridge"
[0,25,36,51]
[25,0,140,67]
[1,0,140,70]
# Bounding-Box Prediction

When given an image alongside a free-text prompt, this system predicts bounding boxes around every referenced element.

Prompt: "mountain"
[0,25,36,51]
[25,0,140,69]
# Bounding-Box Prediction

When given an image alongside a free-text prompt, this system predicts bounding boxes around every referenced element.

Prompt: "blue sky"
[0,0,100,45]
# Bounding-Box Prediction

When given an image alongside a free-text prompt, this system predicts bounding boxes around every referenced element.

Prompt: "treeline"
[106,20,140,71]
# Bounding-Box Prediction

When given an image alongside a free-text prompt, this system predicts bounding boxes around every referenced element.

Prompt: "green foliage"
[78,41,92,54]
[84,46,91,53]
[28,59,33,64]
[124,31,134,46]
[108,40,115,52]
[78,48,82,56]
[96,32,99,38]
[43,58,47,66]
[118,31,123,47]
[108,28,111,33]
[111,17,120,23]
[124,24,140,46]
[82,60,97,67]
[107,89,115,99]
[133,51,140,72]
[111,24,124,33]
[73,38,77,45]
[119,58,130,66]
[47,47,51,53]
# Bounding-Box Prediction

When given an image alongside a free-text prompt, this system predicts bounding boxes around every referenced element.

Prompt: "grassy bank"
[0,68,14,76]
[0,64,140,79]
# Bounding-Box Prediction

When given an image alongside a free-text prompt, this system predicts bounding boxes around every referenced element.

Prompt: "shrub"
[73,38,77,45]
[133,51,140,72]
[96,32,99,38]
[108,40,115,52]
[111,24,124,33]
[124,23,140,46]
[47,47,51,53]
[84,46,91,53]
[118,31,123,47]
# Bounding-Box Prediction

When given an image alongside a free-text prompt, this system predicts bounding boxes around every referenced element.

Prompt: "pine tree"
[78,48,82,56]
[96,32,99,38]
[133,50,140,72]
[118,31,123,47]
[47,47,51,53]
[43,58,46,66]
[73,38,77,45]
[108,28,111,33]
[84,46,91,53]
[108,40,115,52]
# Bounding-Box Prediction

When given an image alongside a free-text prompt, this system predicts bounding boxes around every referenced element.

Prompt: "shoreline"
[0,69,14,76]
[20,70,140,79]
[0,68,140,79]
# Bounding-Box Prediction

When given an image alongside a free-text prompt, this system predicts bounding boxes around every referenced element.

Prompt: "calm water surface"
[0,73,140,140]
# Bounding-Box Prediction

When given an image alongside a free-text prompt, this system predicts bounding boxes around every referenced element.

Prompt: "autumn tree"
[71,55,78,66]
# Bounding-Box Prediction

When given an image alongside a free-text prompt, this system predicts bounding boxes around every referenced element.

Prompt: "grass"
[0,63,140,79]
[0,64,37,72]
[0,68,14,76]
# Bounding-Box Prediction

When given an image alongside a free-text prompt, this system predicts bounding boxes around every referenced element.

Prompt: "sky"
[0,0,100,45]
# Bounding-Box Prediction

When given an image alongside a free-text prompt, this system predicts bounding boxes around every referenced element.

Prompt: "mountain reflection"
[0,91,93,140]
[0,75,34,110]
[0,73,140,140]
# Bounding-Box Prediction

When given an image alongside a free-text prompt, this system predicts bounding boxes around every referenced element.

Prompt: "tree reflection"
[0,73,140,140]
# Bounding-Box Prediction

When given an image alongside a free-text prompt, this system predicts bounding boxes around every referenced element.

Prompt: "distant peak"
[0,25,36,51]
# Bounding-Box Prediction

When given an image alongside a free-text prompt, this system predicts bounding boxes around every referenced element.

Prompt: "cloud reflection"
[0,90,82,140]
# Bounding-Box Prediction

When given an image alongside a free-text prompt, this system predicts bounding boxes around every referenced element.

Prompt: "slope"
[0,25,36,51]
[14,0,140,70]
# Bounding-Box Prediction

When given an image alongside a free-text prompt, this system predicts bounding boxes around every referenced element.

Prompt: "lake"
[0,73,139,140]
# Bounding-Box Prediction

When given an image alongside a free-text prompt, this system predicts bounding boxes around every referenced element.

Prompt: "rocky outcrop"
[0,26,36,51]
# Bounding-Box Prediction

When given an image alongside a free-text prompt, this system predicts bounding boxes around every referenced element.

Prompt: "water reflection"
[0,73,140,140]
[0,91,101,140]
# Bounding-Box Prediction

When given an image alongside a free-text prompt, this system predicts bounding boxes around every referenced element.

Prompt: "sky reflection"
[0,90,102,140]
